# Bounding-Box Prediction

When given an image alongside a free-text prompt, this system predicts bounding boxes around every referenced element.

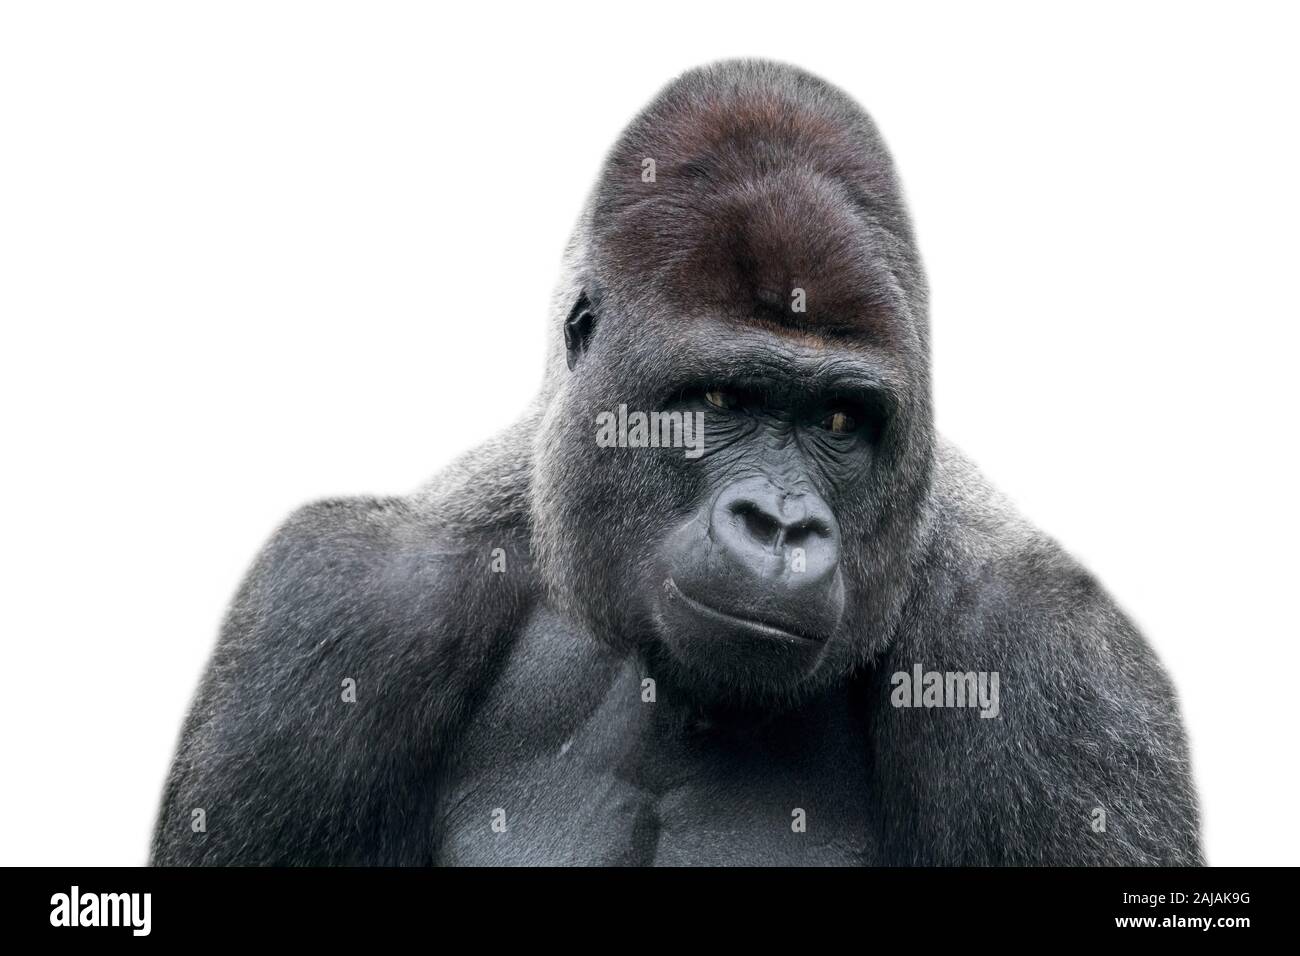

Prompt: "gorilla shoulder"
[227,494,527,673]
[921,441,1171,687]
[871,442,1202,865]
[151,495,529,865]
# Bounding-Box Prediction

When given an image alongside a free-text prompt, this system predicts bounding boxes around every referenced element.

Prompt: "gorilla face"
[535,302,929,706]
[650,336,890,688]
[530,62,936,706]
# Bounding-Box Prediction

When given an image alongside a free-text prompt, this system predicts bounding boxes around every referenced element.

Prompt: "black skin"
[152,60,1201,866]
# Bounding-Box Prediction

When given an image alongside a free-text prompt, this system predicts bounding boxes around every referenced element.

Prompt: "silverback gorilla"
[153,60,1202,866]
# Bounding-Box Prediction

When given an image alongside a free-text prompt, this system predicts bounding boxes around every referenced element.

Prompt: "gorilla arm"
[866,445,1203,865]
[150,497,525,865]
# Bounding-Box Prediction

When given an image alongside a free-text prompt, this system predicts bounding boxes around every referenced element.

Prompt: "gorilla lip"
[663,577,823,645]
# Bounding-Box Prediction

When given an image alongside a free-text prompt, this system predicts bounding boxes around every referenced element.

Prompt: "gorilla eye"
[822,410,858,434]
[704,388,742,410]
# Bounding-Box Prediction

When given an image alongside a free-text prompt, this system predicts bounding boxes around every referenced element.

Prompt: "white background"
[1,1,1296,866]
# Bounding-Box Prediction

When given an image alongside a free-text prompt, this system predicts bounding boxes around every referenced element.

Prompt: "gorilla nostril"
[784,517,833,547]
[731,500,782,547]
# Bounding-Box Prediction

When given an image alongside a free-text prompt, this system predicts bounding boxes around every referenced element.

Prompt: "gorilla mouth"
[663,577,824,645]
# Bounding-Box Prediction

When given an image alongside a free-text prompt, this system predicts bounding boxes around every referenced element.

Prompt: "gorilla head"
[531,61,936,706]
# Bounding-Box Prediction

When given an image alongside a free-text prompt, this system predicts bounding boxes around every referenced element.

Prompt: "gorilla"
[152,60,1201,865]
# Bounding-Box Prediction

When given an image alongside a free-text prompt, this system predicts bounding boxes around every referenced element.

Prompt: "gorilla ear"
[563,291,597,371]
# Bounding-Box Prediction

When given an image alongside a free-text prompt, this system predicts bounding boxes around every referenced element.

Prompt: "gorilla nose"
[712,479,840,585]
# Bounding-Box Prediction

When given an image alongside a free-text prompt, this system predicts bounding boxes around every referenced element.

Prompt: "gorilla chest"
[434,610,876,866]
